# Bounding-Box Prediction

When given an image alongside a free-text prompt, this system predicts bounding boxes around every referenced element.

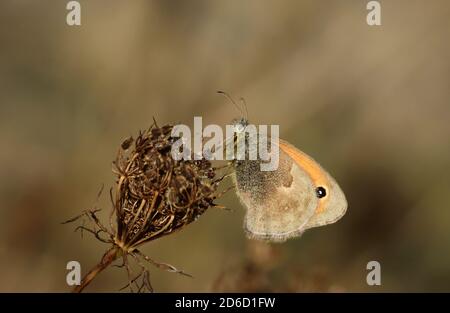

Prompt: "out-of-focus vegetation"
[0,0,449,292]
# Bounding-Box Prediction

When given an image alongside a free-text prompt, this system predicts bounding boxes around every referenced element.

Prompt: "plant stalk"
[72,245,120,293]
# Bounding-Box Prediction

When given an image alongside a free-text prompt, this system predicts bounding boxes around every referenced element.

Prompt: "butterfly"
[230,117,347,242]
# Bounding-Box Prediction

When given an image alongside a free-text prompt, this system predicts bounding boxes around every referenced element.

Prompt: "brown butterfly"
[231,118,347,242]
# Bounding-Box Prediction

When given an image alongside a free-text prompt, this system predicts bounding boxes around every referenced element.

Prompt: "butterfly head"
[231,117,249,134]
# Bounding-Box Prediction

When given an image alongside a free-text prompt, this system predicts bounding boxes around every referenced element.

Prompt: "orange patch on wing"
[279,140,329,214]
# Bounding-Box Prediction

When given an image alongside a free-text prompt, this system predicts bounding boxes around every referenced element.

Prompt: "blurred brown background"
[1,0,449,292]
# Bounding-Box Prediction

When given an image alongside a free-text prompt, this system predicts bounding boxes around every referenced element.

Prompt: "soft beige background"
[0,0,449,292]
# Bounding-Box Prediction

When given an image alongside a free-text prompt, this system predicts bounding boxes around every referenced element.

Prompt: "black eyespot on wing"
[316,186,327,198]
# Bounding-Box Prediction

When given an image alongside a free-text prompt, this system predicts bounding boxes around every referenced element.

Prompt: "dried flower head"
[113,124,220,249]
[64,122,228,292]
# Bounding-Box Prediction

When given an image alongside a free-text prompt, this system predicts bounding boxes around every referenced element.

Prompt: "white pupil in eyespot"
[316,186,327,198]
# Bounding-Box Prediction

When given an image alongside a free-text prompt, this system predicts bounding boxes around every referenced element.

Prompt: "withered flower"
[64,122,227,292]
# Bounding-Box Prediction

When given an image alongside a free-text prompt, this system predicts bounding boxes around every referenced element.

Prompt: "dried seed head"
[113,124,220,250]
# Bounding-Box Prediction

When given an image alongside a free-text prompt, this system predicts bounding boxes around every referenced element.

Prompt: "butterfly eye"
[316,186,327,198]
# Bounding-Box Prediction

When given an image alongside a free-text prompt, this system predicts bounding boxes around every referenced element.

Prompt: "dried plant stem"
[72,246,120,293]
[65,124,229,292]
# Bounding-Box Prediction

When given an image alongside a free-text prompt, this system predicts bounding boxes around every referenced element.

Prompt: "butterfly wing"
[278,139,347,230]
[233,138,347,242]
[232,142,318,242]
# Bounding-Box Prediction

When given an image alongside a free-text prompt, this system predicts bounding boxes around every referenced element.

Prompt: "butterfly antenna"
[239,97,249,122]
[217,91,243,116]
